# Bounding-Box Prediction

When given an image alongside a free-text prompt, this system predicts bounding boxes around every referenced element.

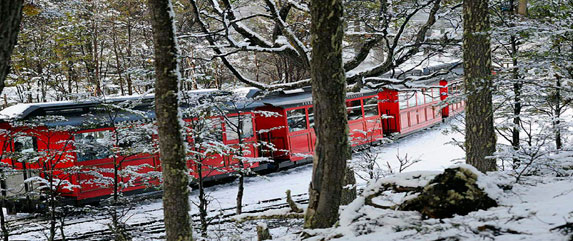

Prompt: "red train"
[0,79,464,207]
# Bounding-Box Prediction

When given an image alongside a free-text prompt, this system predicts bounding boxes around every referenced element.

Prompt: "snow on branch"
[263,0,310,66]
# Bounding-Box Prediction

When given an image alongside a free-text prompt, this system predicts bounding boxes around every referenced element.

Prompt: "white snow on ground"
[299,173,573,241]
[277,152,573,241]
[370,122,465,171]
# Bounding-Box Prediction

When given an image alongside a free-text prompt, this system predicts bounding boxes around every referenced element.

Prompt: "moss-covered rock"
[399,167,497,219]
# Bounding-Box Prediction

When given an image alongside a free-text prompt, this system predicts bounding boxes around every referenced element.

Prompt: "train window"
[287,108,307,132]
[399,93,408,109]
[205,118,223,142]
[308,107,314,129]
[404,92,416,107]
[424,89,433,103]
[433,88,440,101]
[225,115,254,140]
[14,136,37,153]
[409,93,417,107]
[118,127,153,149]
[416,91,425,105]
[75,131,112,162]
[45,108,85,115]
[346,100,362,120]
[363,98,379,117]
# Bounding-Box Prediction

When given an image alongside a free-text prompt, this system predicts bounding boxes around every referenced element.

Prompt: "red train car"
[377,85,444,135]
[0,93,260,204]
[254,88,386,168]
[253,78,463,167]
[185,111,260,181]
[0,98,159,202]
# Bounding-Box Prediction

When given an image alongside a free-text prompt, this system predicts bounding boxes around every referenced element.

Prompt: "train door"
[223,113,258,170]
[286,107,313,161]
[254,107,289,160]
[377,90,400,134]
[308,107,316,149]
[346,99,366,145]
[362,97,383,142]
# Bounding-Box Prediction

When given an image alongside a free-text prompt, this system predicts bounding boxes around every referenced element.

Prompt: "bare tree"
[189,0,450,91]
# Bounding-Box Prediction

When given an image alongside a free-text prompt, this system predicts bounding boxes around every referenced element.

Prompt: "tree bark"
[0,0,23,94]
[340,165,357,205]
[463,0,497,172]
[236,113,244,215]
[517,0,527,16]
[509,21,521,163]
[304,0,350,229]
[554,76,562,150]
[147,0,193,240]
[197,162,208,237]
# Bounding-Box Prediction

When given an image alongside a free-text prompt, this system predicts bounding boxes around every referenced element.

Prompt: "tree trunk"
[49,177,56,241]
[554,76,562,150]
[463,0,497,172]
[236,113,244,215]
[236,170,244,214]
[510,37,521,164]
[147,0,193,240]
[304,0,350,229]
[0,0,23,94]
[197,162,208,237]
[0,170,9,241]
[517,0,527,16]
[340,165,357,205]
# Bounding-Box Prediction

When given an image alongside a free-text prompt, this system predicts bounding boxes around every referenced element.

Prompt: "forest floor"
[6,116,573,241]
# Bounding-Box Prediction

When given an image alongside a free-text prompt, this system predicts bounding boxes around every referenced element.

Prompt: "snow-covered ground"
[290,168,573,241]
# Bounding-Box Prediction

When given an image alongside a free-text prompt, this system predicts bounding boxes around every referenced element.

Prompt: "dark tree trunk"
[511,37,521,164]
[49,176,56,241]
[518,0,527,16]
[510,37,520,149]
[0,170,9,241]
[147,0,193,240]
[236,171,244,213]
[340,165,357,205]
[0,0,23,94]
[463,0,497,172]
[554,77,562,150]
[236,113,244,215]
[507,0,521,165]
[197,162,208,237]
[304,0,350,229]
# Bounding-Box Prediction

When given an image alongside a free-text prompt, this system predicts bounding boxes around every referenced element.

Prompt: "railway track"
[8,192,310,240]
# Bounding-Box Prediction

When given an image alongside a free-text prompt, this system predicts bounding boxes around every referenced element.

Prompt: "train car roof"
[0,95,156,121]
[256,87,380,108]
[0,89,262,127]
